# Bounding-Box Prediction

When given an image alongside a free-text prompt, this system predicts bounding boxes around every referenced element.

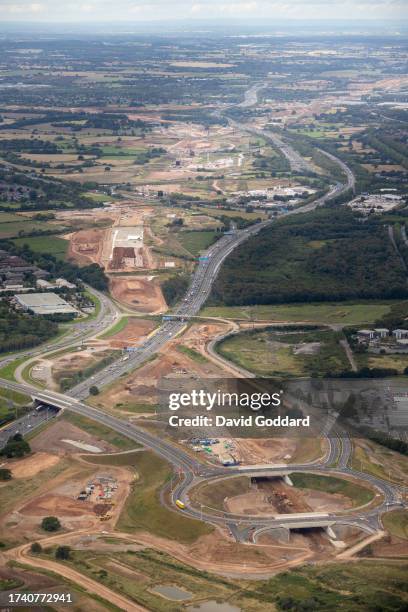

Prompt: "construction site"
[76,474,119,522]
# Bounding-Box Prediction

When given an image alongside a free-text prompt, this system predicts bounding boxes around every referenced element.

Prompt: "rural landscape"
[0,7,407,612]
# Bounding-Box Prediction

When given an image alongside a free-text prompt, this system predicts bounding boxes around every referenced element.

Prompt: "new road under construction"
[0,90,403,550]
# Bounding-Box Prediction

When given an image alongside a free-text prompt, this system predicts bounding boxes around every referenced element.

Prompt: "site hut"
[356,329,375,342]
[374,328,389,339]
[393,329,408,341]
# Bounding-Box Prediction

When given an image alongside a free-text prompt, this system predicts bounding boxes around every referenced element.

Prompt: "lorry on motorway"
[175,499,185,509]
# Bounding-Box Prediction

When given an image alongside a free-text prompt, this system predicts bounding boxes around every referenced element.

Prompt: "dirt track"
[9,541,147,612]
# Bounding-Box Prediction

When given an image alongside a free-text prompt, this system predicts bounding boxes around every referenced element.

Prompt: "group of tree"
[0,467,12,481]
[31,539,71,560]
[0,433,31,458]
[161,273,189,306]
[210,207,408,306]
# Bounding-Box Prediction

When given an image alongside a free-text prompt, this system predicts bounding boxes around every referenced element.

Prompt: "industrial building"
[14,292,78,316]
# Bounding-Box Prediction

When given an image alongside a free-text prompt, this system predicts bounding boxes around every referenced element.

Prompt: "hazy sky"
[0,0,406,23]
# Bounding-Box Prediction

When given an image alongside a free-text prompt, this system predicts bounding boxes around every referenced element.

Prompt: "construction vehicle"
[175,499,185,510]
[99,514,112,522]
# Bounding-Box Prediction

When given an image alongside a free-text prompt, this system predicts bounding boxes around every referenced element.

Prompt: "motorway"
[1,376,405,541]
[0,95,404,543]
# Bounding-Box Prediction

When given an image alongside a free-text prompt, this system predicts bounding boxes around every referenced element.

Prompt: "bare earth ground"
[109,275,167,314]
[224,478,352,516]
[92,330,226,412]
[368,535,408,557]
[5,452,60,479]
[30,420,116,455]
[4,456,132,535]
[67,227,108,266]
[106,317,157,349]
[233,438,297,464]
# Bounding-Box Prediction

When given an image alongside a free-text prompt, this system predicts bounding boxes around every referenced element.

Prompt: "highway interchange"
[0,91,406,545]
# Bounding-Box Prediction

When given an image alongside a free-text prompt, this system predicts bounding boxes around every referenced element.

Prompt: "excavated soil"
[109,276,167,314]
[67,228,106,265]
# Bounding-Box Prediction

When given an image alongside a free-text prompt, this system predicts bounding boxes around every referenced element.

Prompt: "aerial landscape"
[0,1,407,610]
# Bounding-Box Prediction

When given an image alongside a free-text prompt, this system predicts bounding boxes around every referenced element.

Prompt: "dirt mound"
[7,452,60,479]
[110,276,167,314]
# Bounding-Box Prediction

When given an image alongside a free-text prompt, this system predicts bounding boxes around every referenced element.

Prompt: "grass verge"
[290,472,374,508]
[87,450,213,544]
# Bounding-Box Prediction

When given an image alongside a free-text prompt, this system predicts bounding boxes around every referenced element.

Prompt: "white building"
[55,278,76,289]
[374,328,389,338]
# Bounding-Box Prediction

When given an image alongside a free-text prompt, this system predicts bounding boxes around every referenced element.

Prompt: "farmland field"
[12,235,68,259]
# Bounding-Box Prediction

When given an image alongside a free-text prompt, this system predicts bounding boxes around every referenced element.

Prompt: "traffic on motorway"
[0,93,404,542]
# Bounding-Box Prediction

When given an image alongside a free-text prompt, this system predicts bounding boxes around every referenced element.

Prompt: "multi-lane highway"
[1,376,405,540]
[0,285,121,443]
[0,285,120,373]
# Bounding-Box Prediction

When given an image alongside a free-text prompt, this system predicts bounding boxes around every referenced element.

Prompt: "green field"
[85,450,213,544]
[0,211,65,239]
[256,561,408,611]
[356,352,408,374]
[83,191,112,202]
[61,414,137,451]
[12,235,68,260]
[382,510,408,540]
[216,328,349,377]
[0,356,30,381]
[176,344,209,364]
[290,473,374,508]
[177,230,218,256]
[202,301,397,325]
[0,220,47,238]
[0,212,25,222]
[351,442,406,484]
[0,387,29,405]
[98,316,129,339]
[53,547,259,612]
[100,145,143,156]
